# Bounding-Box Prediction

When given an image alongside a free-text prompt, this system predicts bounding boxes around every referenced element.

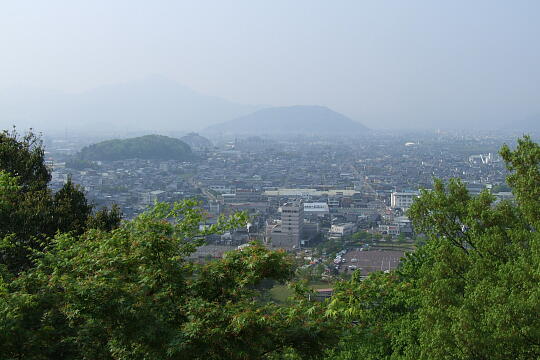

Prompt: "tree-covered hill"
[78,134,194,161]
[180,132,213,150]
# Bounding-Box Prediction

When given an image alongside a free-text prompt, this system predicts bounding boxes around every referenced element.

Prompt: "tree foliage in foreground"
[0,129,122,274]
[0,201,339,359]
[325,135,540,360]
[2,133,539,359]
[0,128,50,191]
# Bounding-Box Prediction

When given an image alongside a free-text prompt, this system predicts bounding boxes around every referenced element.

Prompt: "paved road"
[187,176,218,202]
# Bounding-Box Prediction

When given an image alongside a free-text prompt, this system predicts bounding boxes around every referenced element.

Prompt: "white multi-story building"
[280,200,304,245]
[390,191,420,210]
[266,200,304,249]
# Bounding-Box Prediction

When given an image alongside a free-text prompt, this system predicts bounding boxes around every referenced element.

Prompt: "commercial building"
[329,223,357,238]
[280,200,304,245]
[209,185,233,194]
[263,188,358,199]
[303,202,330,216]
[390,191,420,210]
[140,190,166,206]
[265,200,304,249]
[378,224,400,236]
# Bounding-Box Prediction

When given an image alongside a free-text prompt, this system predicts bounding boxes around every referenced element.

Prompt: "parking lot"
[340,249,404,275]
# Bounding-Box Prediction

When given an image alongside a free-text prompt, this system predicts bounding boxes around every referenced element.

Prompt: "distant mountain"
[203,105,368,136]
[0,76,260,135]
[180,133,213,150]
[78,135,194,161]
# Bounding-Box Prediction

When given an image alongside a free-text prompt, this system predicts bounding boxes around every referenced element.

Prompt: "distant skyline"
[1,1,539,130]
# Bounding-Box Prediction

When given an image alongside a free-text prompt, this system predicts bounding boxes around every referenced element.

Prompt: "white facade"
[280,200,304,245]
[390,191,420,210]
[209,185,234,194]
[266,200,305,249]
[329,223,357,238]
[303,202,330,214]
[264,188,358,198]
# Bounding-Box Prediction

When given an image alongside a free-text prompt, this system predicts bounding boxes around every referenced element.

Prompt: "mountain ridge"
[0,76,261,135]
[203,105,368,136]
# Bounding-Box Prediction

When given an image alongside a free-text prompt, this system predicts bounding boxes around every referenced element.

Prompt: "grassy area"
[309,281,333,289]
[371,242,416,251]
[268,285,293,303]
[268,280,333,303]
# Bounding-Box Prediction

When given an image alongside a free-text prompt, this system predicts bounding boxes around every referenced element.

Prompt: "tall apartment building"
[266,199,304,249]
[280,200,304,245]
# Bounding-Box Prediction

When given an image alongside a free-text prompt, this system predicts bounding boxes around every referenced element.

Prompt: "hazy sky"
[1,1,539,129]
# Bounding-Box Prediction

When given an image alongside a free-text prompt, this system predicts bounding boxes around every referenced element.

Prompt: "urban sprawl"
[44,131,515,278]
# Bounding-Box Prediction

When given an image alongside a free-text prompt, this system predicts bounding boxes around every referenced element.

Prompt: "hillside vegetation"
[78,134,194,161]
[1,132,539,360]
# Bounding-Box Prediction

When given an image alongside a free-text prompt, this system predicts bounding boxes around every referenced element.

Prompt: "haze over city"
[1,0,539,133]
[2,2,540,359]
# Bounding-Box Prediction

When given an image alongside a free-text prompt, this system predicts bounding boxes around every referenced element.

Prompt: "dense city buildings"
[43,130,520,264]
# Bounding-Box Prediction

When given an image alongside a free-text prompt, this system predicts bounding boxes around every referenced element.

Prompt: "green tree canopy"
[52,177,93,235]
[0,129,50,191]
[0,201,339,359]
[86,204,123,232]
[2,133,539,359]
[325,136,540,360]
[0,130,121,274]
[78,135,194,161]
